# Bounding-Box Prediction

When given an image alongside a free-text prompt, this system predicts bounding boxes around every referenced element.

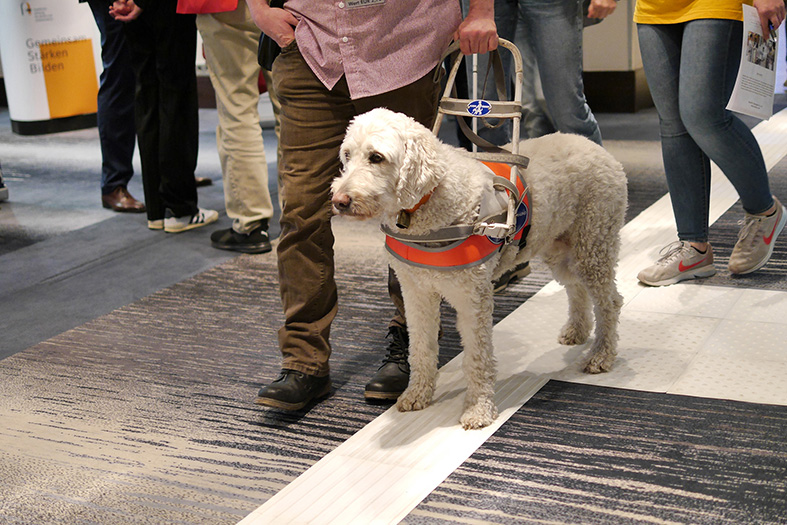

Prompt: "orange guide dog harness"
[383,161,531,270]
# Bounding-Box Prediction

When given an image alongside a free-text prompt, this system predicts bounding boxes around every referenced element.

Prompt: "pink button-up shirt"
[284,0,462,100]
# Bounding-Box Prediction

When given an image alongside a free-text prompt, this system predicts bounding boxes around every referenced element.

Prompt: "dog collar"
[396,191,434,229]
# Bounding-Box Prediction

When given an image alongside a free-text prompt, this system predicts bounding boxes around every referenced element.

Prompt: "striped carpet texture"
[0,253,548,523]
[408,381,787,524]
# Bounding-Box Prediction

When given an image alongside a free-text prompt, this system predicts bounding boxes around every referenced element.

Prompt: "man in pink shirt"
[248,0,497,411]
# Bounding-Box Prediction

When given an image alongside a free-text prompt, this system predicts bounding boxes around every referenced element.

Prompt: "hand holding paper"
[753,0,785,37]
[726,4,779,120]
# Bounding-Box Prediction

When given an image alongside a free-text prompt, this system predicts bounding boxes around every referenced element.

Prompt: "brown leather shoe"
[102,186,146,213]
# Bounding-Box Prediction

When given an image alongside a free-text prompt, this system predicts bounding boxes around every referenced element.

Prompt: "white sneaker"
[637,241,716,286]
[148,219,164,230]
[163,208,218,233]
[728,196,786,275]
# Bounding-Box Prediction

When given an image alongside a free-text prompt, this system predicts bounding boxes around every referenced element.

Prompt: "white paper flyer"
[726,4,778,120]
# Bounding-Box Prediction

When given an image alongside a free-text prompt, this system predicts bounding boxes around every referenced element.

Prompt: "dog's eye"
[369,152,385,164]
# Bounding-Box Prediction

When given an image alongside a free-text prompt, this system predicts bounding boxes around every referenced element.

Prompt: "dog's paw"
[583,352,614,374]
[460,399,498,430]
[558,322,589,346]
[396,387,432,412]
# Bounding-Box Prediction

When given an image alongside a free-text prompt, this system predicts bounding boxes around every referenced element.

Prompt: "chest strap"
[383,162,531,270]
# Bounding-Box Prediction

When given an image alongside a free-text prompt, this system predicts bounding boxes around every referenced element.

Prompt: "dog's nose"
[332,193,351,212]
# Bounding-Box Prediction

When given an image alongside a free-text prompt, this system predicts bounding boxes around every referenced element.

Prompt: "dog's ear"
[397,123,441,208]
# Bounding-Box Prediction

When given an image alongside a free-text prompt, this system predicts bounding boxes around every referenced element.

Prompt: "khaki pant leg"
[197,5,274,234]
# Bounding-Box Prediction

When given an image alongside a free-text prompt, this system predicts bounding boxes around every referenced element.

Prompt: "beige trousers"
[197,3,277,234]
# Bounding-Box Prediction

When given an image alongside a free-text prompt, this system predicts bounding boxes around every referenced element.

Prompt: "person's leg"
[678,19,773,215]
[638,22,711,244]
[153,3,200,219]
[270,42,355,379]
[677,19,786,274]
[521,0,602,145]
[123,14,165,222]
[87,0,137,197]
[635,22,718,286]
[513,6,555,138]
[198,6,273,236]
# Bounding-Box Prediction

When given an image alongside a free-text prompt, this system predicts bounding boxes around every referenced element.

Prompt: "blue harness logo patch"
[467,100,492,116]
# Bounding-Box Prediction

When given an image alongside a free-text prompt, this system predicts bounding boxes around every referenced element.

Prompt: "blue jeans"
[462,0,600,146]
[638,20,773,243]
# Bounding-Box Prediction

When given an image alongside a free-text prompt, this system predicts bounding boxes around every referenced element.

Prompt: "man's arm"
[246,0,299,47]
[453,0,497,55]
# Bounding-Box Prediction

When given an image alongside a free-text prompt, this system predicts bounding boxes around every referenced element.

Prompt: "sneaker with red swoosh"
[729,196,786,275]
[637,241,716,287]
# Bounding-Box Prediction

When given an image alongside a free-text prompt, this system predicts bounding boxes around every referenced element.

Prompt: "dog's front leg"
[396,286,441,413]
[448,281,498,430]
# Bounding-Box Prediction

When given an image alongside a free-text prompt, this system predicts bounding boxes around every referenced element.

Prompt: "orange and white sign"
[0,1,101,127]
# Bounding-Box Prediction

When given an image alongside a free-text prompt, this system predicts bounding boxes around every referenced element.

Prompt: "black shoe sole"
[363,389,403,401]
[211,241,272,254]
[255,384,332,411]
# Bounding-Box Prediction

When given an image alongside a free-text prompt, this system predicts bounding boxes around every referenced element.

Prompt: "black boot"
[255,370,331,411]
[210,221,271,254]
[364,326,410,401]
[492,261,531,294]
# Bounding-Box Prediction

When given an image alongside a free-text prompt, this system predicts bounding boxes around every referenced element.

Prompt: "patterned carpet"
[408,381,787,524]
[0,250,551,523]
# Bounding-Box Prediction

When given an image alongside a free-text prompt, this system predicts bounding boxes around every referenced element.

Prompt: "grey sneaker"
[728,196,786,275]
[638,241,716,286]
[163,208,218,233]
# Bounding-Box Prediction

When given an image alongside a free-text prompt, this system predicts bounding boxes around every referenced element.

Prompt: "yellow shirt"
[633,0,752,24]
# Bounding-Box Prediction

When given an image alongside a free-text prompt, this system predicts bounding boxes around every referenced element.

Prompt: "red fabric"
[176,0,238,14]
[386,235,501,269]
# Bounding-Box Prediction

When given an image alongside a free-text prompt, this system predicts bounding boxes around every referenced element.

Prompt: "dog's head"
[331,108,444,220]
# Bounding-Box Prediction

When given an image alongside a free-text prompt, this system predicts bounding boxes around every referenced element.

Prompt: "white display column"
[0,1,101,135]
[582,0,652,112]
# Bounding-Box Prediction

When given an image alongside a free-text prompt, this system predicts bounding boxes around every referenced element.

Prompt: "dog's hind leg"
[574,249,623,374]
[545,248,593,346]
[583,279,623,373]
[447,281,498,430]
[558,281,593,346]
[396,287,442,413]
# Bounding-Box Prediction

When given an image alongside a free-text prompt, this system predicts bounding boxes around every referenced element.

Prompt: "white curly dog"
[331,108,627,429]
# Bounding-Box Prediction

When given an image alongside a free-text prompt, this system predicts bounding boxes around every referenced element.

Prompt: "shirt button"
[338,1,344,6]
[342,36,349,43]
